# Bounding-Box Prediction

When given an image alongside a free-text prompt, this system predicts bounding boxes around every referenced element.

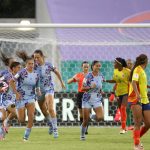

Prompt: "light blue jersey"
[15,68,40,101]
[0,70,15,108]
[82,72,104,108]
[35,62,56,94]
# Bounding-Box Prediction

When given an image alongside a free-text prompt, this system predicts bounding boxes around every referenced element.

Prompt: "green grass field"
[0,127,150,150]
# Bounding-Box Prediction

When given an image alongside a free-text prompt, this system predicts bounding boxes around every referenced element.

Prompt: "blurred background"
[0,0,150,126]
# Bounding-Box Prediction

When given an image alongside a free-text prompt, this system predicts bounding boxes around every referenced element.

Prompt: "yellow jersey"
[113,68,130,96]
[128,65,149,104]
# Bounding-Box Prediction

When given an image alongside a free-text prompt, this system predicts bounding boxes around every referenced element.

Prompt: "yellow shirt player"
[128,65,149,104]
[113,68,130,96]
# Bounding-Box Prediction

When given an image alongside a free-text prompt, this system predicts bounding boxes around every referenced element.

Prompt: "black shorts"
[77,92,84,109]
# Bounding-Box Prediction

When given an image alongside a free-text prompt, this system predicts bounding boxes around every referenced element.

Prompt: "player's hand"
[90,83,96,89]
[61,82,66,89]
[109,92,115,102]
[136,94,141,102]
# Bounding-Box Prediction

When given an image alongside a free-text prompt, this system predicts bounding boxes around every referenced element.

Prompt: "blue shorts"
[82,100,103,109]
[118,94,128,103]
[142,103,150,111]
[37,90,54,101]
[2,100,15,109]
[16,99,35,109]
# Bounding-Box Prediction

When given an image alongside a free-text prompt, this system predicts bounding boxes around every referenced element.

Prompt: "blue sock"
[24,128,31,140]
[46,115,52,127]
[81,125,86,137]
[51,118,58,130]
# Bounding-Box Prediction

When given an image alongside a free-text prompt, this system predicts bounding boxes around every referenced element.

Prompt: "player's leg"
[45,93,58,138]
[81,107,91,140]
[38,94,53,135]
[120,94,128,134]
[23,102,35,141]
[131,104,143,149]
[140,103,150,138]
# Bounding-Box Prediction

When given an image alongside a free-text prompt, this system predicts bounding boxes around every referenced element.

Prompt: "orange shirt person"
[67,61,89,127]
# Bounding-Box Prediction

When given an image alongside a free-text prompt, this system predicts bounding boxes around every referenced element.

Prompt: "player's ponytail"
[0,50,13,66]
[129,54,148,82]
[16,50,33,62]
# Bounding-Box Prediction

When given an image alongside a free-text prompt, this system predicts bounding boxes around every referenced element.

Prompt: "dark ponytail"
[16,50,33,62]
[129,54,148,82]
[0,51,13,66]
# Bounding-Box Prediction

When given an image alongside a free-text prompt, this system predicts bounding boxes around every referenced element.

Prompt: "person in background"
[67,61,90,134]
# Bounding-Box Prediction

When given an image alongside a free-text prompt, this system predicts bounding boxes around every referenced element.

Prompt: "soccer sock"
[80,117,83,125]
[24,128,31,139]
[51,118,58,130]
[46,115,52,128]
[126,107,131,127]
[133,129,140,145]
[81,125,86,137]
[121,105,127,129]
[140,126,149,137]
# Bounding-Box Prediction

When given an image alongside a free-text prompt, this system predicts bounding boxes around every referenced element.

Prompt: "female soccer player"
[32,50,65,138]
[10,52,41,141]
[1,61,21,133]
[105,58,130,134]
[126,59,134,130]
[67,61,89,134]
[128,54,150,150]
[80,60,104,140]
[0,52,18,139]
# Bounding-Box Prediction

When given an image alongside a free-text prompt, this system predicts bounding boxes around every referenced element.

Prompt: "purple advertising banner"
[46,0,150,61]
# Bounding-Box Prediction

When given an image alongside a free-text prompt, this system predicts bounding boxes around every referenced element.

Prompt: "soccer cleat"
[127,126,134,131]
[120,129,127,134]
[53,129,58,138]
[80,136,86,141]
[133,143,144,150]
[85,131,88,135]
[23,137,28,142]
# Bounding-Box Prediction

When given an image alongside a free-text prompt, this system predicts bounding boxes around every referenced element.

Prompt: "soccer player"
[126,59,134,130]
[10,52,41,141]
[0,51,18,139]
[128,54,150,150]
[105,58,130,134]
[80,60,104,140]
[32,50,65,138]
[1,61,21,133]
[67,61,89,134]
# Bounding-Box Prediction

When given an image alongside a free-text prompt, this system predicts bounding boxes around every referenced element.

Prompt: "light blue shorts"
[37,90,54,102]
[2,100,15,109]
[16,99,35,109]
[82,100,103,109]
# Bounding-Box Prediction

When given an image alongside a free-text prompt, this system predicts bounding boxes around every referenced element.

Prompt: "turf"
[0,127,150,150]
